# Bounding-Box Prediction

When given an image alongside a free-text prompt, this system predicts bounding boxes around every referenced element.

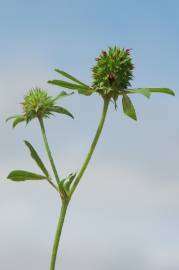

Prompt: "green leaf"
[50,106,74,119]
[48,80,93,95]
[127,88,151,98]
[64,172,77,191]
[6,115,22,122]
[24,140,49,177]
[12,116,26,128]
[54,69,89,87]
[122,94,137,121]
[127,88,175,98]
[6,115,26,128]
[58,172,77,194]
[53,91,74,101]
[58,178,66,189]
[148,88,175,96]
[7,170,46,181]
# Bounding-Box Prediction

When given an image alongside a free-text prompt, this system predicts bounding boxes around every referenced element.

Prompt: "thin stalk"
[69,97,109,198]
[38,118,60,187]
[50,200,69,270]
[47,177,59,191]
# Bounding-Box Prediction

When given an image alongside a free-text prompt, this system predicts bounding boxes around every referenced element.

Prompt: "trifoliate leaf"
[48,80,93,95]
[54,69,89,87]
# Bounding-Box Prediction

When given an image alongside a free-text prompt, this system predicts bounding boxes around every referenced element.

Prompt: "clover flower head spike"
[92,46,175,121]
[22,88,55,122]
[92,46,134,102]
[6,88,74,128]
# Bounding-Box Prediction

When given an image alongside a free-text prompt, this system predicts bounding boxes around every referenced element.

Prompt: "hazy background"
[0,0,179,269]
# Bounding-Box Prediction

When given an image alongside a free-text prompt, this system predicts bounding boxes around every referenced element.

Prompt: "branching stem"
[69,97,109,198]
[44,98,109,270]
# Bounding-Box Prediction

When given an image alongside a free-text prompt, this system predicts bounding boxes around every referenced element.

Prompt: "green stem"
[69,97,109,198]
[38,118,60,187]
[47,177,59,191]
[50,200,69,270]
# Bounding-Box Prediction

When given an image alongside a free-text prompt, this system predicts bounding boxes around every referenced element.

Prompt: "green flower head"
[92,46,134,101]
[22,88,55,122]
[6,88,74,128]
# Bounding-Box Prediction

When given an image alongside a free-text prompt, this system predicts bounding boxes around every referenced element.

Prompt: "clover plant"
[7,47,175,270]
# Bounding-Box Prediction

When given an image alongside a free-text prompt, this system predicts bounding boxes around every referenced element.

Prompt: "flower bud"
[126,48,132,54]
[108,73,116,83]
[101,50,107,56]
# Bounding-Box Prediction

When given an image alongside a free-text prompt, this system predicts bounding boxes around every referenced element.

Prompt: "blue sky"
[0,1,179,269]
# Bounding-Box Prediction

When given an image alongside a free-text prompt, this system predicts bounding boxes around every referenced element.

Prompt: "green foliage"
[54,69,89,87]
[53,91,74,101]
[50,106,74,119]
[6,115,26,128]
[7,170,46,181]
[48,68,94,96]
[24,140,49,177]
[127,88,151,98]
[59,172,77,194]
[127,88,175,98]
[147,88,175,95]
[122,94,137,121]
[48,79,93,95]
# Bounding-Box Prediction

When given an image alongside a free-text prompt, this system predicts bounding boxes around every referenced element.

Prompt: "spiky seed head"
[92,46,134,101]
[22,88,55,122]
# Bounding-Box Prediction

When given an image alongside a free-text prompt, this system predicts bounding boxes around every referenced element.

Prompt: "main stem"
[50,200,69,270]
[38,118,68,269]
[69,97,109,198]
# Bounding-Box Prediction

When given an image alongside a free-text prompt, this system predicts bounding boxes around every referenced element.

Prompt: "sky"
[0,0,179,269]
